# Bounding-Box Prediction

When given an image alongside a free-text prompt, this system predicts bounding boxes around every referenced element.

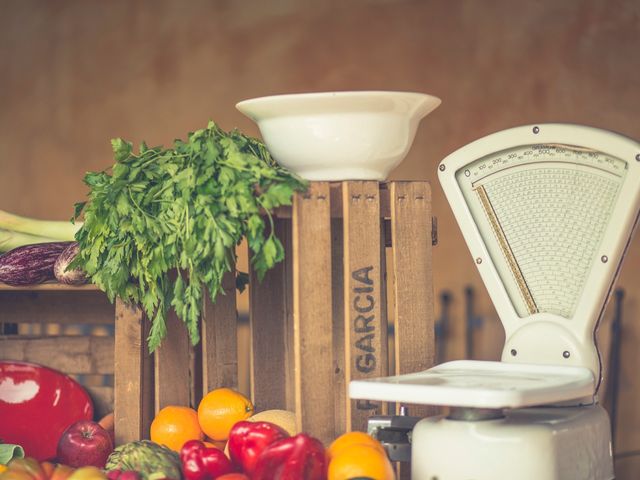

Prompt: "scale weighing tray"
[349,360,594,409]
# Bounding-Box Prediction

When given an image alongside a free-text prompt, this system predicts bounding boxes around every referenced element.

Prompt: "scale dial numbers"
[461,144,627,184]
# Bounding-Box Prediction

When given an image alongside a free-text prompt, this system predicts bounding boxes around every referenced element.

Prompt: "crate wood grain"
[202,270,239,394]
[249,218,294,412]
[292,182,336,444]
[0,290,114,324]
[154,308,191,410]
[331,215,346,438]
[0,335,113,374]
[343,181,388,432]
[0,283,101,291]
[390,181,436,419]
[114,300,153,445]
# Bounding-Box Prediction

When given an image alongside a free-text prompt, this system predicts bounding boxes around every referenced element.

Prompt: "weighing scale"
[350,124,640,480]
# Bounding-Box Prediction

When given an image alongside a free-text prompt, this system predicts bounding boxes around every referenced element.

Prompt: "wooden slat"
[249,219,293,412]
[114,300,153,444]
[292,183,335,444]
[379,216,390,401]
[343,181,388,432]
[282,222,295,413]
[615,455,640,480]
[0,335,113,374]
[390,182,436,419]
[331,215,346,437]
[154,307,191,410]
[612,293,640,461]
[0,283,101,291]
[202,270,238,395]
[0,291,114,324]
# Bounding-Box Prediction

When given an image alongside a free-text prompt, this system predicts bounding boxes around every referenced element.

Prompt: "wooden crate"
[115,180,436,446]
[0,283,115,419]
[0,180,436,449]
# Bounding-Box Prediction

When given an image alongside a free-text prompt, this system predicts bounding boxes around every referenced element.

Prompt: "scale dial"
[455,144,627,320]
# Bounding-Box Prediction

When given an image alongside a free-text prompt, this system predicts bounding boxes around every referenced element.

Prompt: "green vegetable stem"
[72,121,307,351]
[0,209,81,252]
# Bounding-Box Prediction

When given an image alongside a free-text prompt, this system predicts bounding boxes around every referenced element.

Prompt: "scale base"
[411,404,613,480]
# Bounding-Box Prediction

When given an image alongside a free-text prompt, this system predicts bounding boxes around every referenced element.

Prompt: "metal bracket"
[367,414,421,462]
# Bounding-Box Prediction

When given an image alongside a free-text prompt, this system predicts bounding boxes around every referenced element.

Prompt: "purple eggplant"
[54,242,87,285]
[0,241,72,286]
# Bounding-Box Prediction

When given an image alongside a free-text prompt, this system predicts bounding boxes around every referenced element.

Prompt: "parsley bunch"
[72,121,306,351]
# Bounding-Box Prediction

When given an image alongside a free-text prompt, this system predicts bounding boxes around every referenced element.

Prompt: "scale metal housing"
[350,123,640,480]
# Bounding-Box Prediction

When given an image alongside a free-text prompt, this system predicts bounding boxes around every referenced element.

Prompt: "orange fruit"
[40,462,55,478]
[150,405,204,451]
[328,431,386,460]
[197,388,254,441]
[206,438,228,451]
[328,443,395,480]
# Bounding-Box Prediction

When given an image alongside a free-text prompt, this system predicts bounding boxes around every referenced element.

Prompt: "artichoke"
[106,441,182,480]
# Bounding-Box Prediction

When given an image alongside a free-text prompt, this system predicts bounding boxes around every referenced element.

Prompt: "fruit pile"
[0,458,108,480]
[0,387,395,480]
[150,387,395,480]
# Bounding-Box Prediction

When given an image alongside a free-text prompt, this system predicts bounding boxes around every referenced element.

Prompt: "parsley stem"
[255,196,276,240]
[128,189,152,219]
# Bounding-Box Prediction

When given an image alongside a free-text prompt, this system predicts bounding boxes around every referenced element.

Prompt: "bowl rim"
[236,90,441,119]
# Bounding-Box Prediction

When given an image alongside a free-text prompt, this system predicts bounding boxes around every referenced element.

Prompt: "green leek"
[0,209,81,241]
[0,229,60,253]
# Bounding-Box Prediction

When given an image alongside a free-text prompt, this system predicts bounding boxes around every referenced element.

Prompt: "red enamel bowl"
[0,361,93,461]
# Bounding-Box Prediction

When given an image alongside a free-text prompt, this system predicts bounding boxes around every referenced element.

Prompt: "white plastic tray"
[349,360,595,409]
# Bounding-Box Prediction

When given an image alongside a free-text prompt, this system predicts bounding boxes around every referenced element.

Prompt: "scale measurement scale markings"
[456,144,628,319]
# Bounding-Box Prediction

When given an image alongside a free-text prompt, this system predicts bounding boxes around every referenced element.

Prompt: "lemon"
[197,388,254,441]
[67,466,108,480]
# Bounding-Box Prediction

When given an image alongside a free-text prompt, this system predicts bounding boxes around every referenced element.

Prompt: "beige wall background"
[1,0,639,475]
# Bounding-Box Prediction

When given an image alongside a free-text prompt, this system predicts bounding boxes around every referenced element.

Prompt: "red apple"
[57,420,114,468]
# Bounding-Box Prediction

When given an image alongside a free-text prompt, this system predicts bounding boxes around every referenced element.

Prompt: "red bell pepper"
[227,421,289,476]
[252,433,327,480]
[179,440,234,480]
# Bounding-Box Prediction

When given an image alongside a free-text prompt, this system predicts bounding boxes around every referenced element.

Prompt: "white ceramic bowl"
[236,91,441,181]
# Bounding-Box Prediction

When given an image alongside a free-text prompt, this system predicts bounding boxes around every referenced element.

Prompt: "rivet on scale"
[439,164,446,171]
[533,126,540,134]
